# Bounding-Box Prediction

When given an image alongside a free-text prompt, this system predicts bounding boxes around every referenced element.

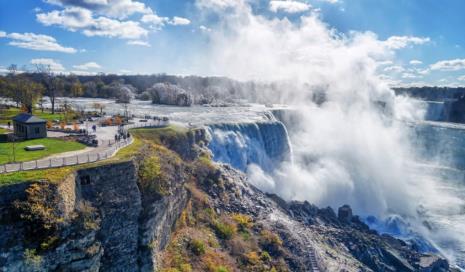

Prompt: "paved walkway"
[0,119,165,174]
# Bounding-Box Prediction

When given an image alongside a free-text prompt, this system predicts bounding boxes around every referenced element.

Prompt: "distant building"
[13,113,47,140]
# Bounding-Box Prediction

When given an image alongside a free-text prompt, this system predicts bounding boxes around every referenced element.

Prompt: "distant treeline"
[394,87,465,101]
[0,73,277,103]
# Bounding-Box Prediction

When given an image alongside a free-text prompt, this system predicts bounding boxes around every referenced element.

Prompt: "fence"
[0,138,133,174]
[0,121,171,174]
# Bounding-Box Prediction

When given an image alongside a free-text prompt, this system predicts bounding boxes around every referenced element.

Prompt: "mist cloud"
[195,0,463,262]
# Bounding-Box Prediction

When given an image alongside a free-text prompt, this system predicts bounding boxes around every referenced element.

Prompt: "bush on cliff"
[13,182,63,250]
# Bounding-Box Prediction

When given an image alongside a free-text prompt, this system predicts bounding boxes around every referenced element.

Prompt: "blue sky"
[1,0,465,86]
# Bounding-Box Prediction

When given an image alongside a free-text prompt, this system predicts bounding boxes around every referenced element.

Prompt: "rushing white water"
[191,1,465,268]
[206,121,292,172]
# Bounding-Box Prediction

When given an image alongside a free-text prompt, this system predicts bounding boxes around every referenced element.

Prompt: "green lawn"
[0,138,86,164]
[0,108,71,124]
[0,127,167,186]
[0,127,11,134]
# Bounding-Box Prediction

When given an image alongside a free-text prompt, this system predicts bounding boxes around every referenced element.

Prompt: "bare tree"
[38,98,47,113]
[92,102,105,115]
[35,64,62,114]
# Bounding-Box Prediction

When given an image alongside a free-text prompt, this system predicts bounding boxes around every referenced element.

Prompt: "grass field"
[0,127,11,134]
[0,107,72,124]
[0,138,86,165]
[0,127,172,186]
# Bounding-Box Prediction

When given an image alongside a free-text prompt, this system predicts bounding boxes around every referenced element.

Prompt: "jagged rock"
[419,255,449,272]
[338,204,353,224]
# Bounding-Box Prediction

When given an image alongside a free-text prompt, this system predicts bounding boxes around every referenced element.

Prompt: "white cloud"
[384,36,430,49]
[401,72,421,79]
[0,32,76,53]
[430,59,465,71]
[458,75,465,81]
[318,0,338,3]
[269,1,311,13]
[37,8,148,39]
[127,40,151,47]
[30,58,65,72]
[73,61,101,70]
[82,17,147,39]
[416,68,430,75]
[199,25,212,32]
[44,0,152,19]
[37,7,94,30]
[383,65,405,73]
[377,60,393,66]
[409,60,422,65]
[196,0,238,10]
[141,13,168,29]
[169,16,191,26]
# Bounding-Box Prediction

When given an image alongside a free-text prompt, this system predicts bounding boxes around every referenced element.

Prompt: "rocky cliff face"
[187,164,452,272]
[0,127,455,271]
[0,159,190,272]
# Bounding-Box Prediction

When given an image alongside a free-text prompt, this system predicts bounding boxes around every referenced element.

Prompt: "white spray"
[196,0,465,266]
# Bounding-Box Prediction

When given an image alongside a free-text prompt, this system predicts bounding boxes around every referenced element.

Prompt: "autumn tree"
[15,75,44,113]
[70,77,84,97]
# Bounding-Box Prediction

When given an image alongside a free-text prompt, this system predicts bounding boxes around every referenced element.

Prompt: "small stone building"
[13,113,47,140]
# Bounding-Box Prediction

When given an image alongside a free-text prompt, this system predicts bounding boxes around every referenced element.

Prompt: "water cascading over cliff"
[206,121,292,173]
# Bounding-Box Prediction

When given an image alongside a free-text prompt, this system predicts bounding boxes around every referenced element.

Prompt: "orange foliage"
[103,118,112,126]
[114,116,122,126]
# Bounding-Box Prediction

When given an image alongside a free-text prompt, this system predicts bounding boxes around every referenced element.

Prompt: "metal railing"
[0,138,133,174]
[0,121,170,174]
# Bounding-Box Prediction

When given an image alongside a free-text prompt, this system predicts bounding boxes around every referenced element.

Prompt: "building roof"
[13,113,47,124]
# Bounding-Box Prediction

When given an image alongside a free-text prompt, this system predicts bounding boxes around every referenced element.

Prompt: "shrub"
[215,266,229,272]
[103,118,112,126]
[77,200,100,230]
[40,235,59,251]
[259,230,283,256]
[260,251,271,262]
[180,263,192,272]
[161,268,180,272]
[232,213,253,230]
[213,220,236,240]
[189,239,206,256]
[13,183,63,243]
[245,251,260,265]
[24,248,42,269]
[139,155,169,196]
[114,116,122,125]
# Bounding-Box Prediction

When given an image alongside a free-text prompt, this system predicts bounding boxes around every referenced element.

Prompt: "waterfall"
[206,121,292,172]
[424,101,446,121]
